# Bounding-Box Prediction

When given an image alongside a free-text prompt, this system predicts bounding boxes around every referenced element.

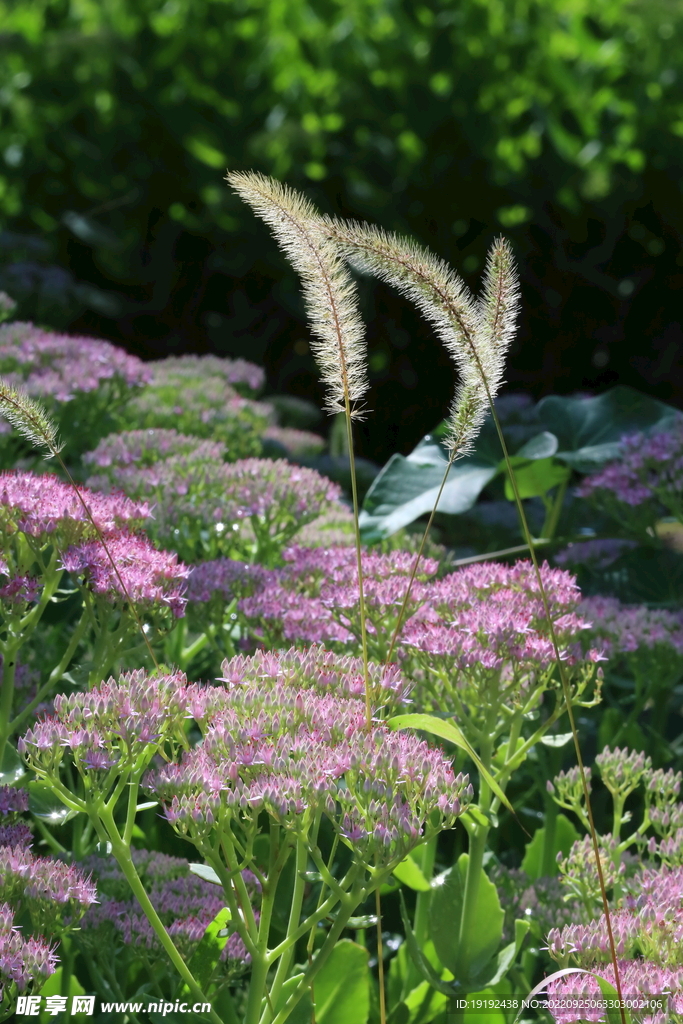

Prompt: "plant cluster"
[0,172,680,1024]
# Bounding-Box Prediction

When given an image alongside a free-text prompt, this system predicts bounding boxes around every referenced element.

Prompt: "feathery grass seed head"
[228,172,369,419]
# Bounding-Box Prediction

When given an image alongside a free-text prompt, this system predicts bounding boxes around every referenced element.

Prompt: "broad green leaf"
[521,814,580,880]
[392,853,432,892]
[189,862,223,885]
[502,456,570,500]
[398,981,449,1024]
[29,782,78,825]
[39,968,86,1022]
[513,431,559,460]
[538,386,680,472]
[429,853,504,986]
[287,941,370,1024]
[590,974,633,1024]
[185,907,232,991]
[388,714,516,820]
[398,893,455,999]
[468,920,529,990]
[0,743,25,785]
[360,437,498,540]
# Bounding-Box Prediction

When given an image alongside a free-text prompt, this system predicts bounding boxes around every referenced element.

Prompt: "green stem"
[263,837,309,1022]
[385,452,456,667]
[0,640,19,764]
[540,478,568,540]
[9,607,91,739]
[413,837,437,947]
[97,805,221,1024]
[343,397,371,730]
[456,718,496,977]
[266,880,367,1024]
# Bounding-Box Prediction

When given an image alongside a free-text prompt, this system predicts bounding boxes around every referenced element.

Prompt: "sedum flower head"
[546,863,683,1021]
[19,670,192,782]
[147,645,469,865]
[78,849,255,970]
[146,353,265,397]
[122,358,269,457]
[554,538,638,571]
[0,845,97,934]
[0,788,28,817]
[239,545,439,653]
[0,901,57,998]
[61,532,188,618]
[262,424,326,457]
[595,745,652,797]
[403,559,601,686]
[84,428,227,471]
[577,418,683,530]
[0,470,150,542]
[556,834,625,906]
[0,322,148,402]
[579,595,683,658]
[87,453,341,563]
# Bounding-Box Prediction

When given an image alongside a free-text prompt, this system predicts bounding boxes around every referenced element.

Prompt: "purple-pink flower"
[576,418,683,529]
[0,901,57,995]
[79,850,256,967]
[0,321,149,405]
[61,533,189,617]
[239,546,439,652]
[146,645,470,861]
[0,471,150,539]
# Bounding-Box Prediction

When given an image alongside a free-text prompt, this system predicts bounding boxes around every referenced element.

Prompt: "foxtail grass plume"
[0,378,63,458]
[323,220,519,457]
[227,171,369,419]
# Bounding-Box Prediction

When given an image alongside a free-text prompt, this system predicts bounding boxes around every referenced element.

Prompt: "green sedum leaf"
[429,853,504,987]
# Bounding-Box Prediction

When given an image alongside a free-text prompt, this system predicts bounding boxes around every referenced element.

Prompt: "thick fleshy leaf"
[538,386,680,472]
[189,862,223,886]
[398,892,456,998]
[29,782,78,825]
[392,854,432,892]
[502,456,570,501]
[287,941,370,1024]
[359,436,498,540]
[521,814,580,879]
[429,853,504,985]
[185,908,232,991]
[0,743,25,785]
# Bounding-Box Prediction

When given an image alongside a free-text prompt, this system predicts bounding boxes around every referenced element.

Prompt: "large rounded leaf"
[429,853,504,986]
[538,386,680,472]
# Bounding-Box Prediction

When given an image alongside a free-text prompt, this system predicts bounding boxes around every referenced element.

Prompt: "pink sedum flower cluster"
[19,647,469,869]
[61,533,188,617]
[239,545,439,651]
[0,902,57,999]
[79,849,256,967]
[579,596,683,658]
[0,322,149,406]
[0,470,187,617]
[546,864,683,1022]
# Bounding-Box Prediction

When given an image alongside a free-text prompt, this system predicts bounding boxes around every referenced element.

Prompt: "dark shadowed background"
[1,0,681,463]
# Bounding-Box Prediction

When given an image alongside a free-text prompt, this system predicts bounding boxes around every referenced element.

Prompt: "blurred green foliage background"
[1,0,682,462]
